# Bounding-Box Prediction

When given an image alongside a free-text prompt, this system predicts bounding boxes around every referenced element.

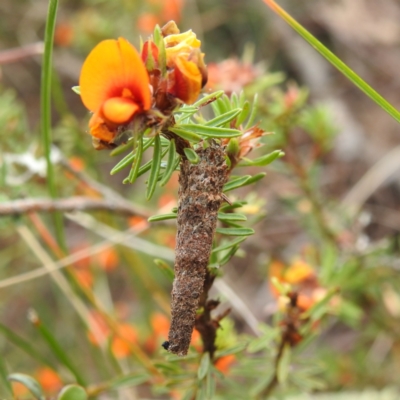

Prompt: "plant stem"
[40,0,66,249]
[167,140,229,355]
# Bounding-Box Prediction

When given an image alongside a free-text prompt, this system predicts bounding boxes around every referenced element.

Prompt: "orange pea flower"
[79,21,208,148]
[162,22,206,104]
[79,37,151,145]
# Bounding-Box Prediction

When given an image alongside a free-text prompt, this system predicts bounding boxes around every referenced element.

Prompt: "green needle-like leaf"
[239,150,284,167]
[216,227,255,236]
[146,135,162,200]
[219,200,247,212]
[245,172,267,185]
[219,244,240,266]
[212,237,247,253]
[198,353,211,380]
[168,127,202,142]
[111,136,153,175]
[217,212,247,222]
[235,100,250,127]
[245,93,259,129]
[205,109,242,127]
[263,0,400,125]
[108,373,150,390]
[148,213,177,222]
[183,148,200,164]
[178,124,242,138]
[160,138,177,186]
[223,175,251,192]
[127,135,144,183]
[193,90,224,107]
[109,138,133,157]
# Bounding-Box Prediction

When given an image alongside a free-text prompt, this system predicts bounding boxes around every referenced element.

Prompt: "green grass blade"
[262,0,400,124]
[146,135,162,200]
[0,356,12,396]
[30,313,86,386]
[0,323,56,368]
[41,0,66,248]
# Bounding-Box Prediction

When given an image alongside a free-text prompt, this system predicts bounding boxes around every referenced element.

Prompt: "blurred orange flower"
[128,216,149,231]
[36,367,63,394]
[74,269,93,288]
[269,258,325,312]
[94,247,119,272]
[215,354,236,374]
[87,310,109,346]
[79,38,151,144]
[111,323,138,358]
[12,382,29,397]
[206,58,261,94]
[87,311,139,359]
[146,312,201,353]
[54,22,74,47]
[138,13,161,34]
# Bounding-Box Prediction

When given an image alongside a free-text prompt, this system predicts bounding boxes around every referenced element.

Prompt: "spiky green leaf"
[146,135,162,200]
[127,136,144,183]
[111,136,153,175]
[198,353,211,380]
[239,150,284,167]
[217,212,247,222]
[212,237,247,254]
[179,124,241,138]
[160,139,177,186]
[223,175,251,192]
[193,90,224,107]
[216,227,254,236]
[205,109,242,127]
[168,127,202,142]
[148,213,177,222]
